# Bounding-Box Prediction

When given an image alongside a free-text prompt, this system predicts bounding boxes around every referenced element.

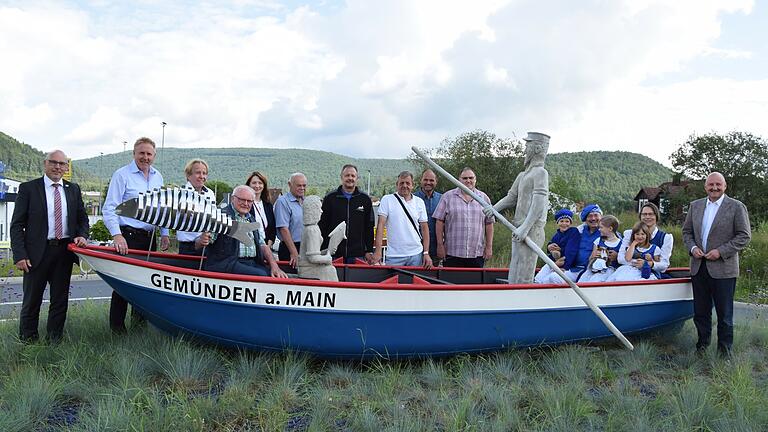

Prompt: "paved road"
[0,275,111,320]
[1,275,766,322]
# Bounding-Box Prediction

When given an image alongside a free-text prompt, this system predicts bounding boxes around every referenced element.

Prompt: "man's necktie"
[53,183,63,239]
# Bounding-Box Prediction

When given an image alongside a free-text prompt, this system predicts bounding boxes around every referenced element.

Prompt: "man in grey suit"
[682,172,751,357]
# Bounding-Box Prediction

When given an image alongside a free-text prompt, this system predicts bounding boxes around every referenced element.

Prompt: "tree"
[89,219,111,242]
[410,130,524,202]
[670,131,768,221]
[205,180,232,204]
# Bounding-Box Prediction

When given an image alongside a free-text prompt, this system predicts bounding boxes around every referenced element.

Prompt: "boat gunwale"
[73,244,692,292]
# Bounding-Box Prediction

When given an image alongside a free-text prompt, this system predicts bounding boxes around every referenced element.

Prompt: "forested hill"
[0,131,46,181]
[76,147,672,210]
[0,131,100,187]
[547,151,672,209]
[76,147,418,196]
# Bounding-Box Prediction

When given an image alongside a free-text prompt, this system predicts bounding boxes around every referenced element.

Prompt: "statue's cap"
[523,132,550,143]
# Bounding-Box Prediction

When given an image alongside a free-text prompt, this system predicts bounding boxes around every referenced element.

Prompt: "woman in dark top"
[245,171,276,247]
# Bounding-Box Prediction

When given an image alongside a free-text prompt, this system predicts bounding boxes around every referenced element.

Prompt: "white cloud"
[0,0,764,170]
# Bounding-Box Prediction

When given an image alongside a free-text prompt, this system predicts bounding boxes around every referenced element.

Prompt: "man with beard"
[319,164,374,264]
[414,168,442,262]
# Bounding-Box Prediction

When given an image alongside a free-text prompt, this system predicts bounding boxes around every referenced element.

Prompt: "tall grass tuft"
[144,337,224,393]
[0,368,64,430]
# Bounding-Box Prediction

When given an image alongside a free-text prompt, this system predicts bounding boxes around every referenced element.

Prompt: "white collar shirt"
[44,175,69,239]
[701,194,725,250]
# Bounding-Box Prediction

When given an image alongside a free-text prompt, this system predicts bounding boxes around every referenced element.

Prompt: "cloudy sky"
[1,0,766,166]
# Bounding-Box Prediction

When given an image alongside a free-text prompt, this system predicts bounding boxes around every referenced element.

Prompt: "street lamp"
[98,152,104,213]
[367,169,371,195]
[160,121,167,173]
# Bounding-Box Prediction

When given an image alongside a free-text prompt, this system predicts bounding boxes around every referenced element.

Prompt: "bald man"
[682,172,751,358]
[11,150,89,343]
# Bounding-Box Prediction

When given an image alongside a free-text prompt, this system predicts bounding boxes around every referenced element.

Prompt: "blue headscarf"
[554,208,574,222]
[580,204,602,221]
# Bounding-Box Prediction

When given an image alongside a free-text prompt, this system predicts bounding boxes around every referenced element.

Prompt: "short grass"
[487,212,768,304]
[1,303,767,431]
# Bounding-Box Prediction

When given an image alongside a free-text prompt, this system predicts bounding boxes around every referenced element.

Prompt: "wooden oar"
[412,146,634,350]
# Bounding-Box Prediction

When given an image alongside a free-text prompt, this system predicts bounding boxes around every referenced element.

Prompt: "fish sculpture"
[115,186,261,247]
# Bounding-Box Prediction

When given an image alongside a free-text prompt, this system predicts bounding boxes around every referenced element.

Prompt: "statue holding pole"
[485,132,550,283]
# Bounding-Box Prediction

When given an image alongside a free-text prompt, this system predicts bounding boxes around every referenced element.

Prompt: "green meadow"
[0,303,767,431]
[1,212,767,430]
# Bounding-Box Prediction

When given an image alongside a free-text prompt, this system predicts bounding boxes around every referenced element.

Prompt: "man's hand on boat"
[269,261,288,278]
[113,234,128,254]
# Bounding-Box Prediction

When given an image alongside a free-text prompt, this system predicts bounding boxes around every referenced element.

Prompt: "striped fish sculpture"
[115,186,260,247]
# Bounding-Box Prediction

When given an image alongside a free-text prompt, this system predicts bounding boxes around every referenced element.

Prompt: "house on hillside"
[634,174,692,218]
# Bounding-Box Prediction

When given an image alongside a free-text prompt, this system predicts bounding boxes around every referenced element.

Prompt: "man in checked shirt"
[433,167,494,268]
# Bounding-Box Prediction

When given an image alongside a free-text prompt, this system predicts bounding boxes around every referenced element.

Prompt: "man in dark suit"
[10,150,89,343]
[682,172,751,357]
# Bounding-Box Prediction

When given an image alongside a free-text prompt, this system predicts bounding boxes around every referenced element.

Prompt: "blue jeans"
[386,253,423,267]
[231,258,269,276]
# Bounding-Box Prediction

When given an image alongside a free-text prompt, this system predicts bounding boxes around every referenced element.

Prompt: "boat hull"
[77,247,693,358]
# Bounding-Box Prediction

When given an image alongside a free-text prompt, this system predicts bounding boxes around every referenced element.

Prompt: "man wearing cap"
[485,132,550,283]
[562,204,604,282]
[682,172,750,358]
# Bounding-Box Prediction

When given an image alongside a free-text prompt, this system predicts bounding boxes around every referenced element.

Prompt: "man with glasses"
[275,172,307,267]
[202,185,287,277]
[102,137,169,333]
[11,150,89,343]
[433,167,494,268]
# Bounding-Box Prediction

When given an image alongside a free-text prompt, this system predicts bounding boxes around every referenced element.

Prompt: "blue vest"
[597,238,622,269]
[650,229,667,249]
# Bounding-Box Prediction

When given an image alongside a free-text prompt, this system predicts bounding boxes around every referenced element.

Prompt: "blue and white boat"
[72,245,693,359]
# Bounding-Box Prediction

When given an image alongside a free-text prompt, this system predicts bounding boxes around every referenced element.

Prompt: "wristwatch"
[422,251,429,255]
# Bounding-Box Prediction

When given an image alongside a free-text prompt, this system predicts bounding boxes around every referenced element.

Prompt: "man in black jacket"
[11,150,89,343]
[319,164,375,264]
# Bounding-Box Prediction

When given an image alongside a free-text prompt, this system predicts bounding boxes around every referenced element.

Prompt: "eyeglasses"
[640,213,656,217]
[460,176,475,180]
[47,160,69,167]
[233,196,254,204]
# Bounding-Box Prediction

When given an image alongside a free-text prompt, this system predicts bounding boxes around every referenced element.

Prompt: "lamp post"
[367,169,371,195]
[98,152,104,214]
[160,121,167,173]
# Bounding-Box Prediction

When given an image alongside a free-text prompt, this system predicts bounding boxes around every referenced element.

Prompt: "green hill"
[75,147,419,197]
[0,131,100,188]
[1,127,672,209]
[75,147,671,210]
[547,151,673,211]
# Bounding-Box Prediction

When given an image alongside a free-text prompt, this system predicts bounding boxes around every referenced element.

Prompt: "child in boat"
[534,209,579,284]
[607,221,661,282]
[579,215,622,283]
